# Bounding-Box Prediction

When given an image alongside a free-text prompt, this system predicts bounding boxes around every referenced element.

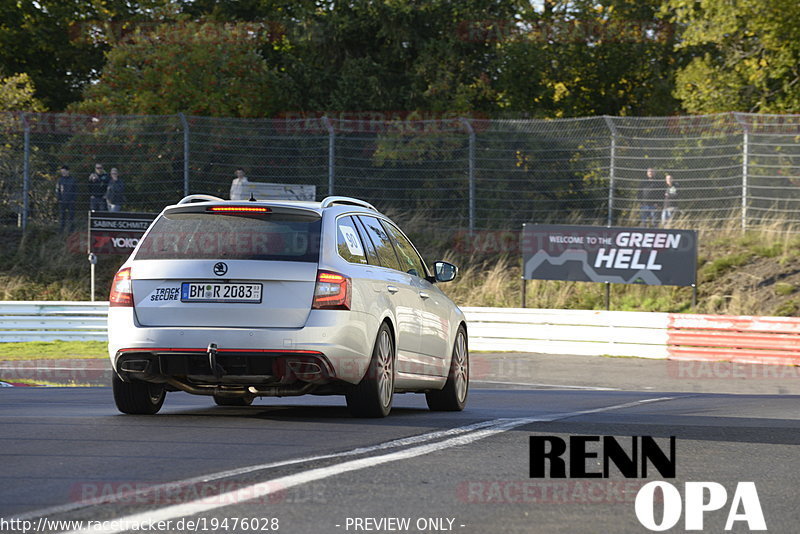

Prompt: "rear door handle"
[387,286,399,294]
[419,291,430,299]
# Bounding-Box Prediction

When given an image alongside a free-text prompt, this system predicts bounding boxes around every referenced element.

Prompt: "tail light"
[109,267,133,307]
[312,270,351,310]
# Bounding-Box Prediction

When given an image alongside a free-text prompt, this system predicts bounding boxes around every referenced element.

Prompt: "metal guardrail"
[2,303,799,366]
[0,301,108,342]
[463,307,669,358]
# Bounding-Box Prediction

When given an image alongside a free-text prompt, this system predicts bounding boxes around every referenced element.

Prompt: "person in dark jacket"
[661,173,678,226]
[88,163,110,211]
[105,168,126,212]
[639,168,661,227]
[55,165,77,231]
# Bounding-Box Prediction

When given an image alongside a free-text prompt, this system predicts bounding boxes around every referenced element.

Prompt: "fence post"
[733,113,749,231]
[178,113,190,197]
[460,118,476,233]
[321,116,335,196]
[21,113,30,232]
[603,115,617,227]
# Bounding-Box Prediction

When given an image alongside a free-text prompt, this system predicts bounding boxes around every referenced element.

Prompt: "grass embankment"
[0,341,106,361]
[2,218,800,316]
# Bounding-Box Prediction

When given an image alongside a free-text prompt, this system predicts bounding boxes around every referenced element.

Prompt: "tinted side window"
[358,216,404,271]
[381,221,427,278]
[336,216,368,264]
[352,216,380,265]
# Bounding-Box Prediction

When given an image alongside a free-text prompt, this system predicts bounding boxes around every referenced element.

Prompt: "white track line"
[58,396,674,534]
[472,380,619,391]
[12,418,508,521]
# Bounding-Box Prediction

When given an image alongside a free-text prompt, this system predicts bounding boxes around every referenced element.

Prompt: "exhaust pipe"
[119,359,150,373]
[165,378,245,397]
[248,382,317,397]
[165,378,316,398]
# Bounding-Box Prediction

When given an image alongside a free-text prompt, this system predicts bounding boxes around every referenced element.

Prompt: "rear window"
[135,211,321,262]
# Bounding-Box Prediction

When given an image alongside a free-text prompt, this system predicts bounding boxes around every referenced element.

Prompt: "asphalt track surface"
[2,353,800,534]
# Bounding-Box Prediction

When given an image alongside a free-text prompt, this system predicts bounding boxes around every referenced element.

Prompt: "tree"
[666,0,800,113]
[71,21,276,117]
[494,0,682,117]
[0,74,46,112]
[0,1,156,111]
[264,0,520,114]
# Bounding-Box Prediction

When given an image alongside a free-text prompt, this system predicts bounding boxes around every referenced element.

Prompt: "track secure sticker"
[148,287,181,302]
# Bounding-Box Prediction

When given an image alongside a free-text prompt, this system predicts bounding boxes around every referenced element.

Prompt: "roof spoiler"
[177,194,224,205]
[320,196,377,211]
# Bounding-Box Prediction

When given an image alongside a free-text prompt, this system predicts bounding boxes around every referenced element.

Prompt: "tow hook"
[207,343,224,379]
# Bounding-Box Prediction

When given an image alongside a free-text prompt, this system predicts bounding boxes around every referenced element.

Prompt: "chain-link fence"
[2,111,800,231]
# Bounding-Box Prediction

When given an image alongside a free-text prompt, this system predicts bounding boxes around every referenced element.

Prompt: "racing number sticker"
[339,224,365,257]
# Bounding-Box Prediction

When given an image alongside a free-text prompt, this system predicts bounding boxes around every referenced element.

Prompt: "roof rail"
[177,194,224,205]
[320,196,377,211]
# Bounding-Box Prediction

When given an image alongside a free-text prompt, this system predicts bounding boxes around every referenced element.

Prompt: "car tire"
[213,395,253,407]
[426,326,469,412]
[112,374,165,415]
[346,323,395,418]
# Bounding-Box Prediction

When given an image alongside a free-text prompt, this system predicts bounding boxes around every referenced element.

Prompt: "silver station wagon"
[108,195,468,417]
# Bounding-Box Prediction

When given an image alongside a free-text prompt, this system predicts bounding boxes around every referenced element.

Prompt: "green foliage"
[699,252,752,280]
[774,299,800,317]
[498,0,683,117]
[0,74,46,112]
[666,0,800,113]
[774,283,795,297]
[8,0,800,118]
[0,0,684,118]
[0,77,48,224]
[753,243,783,259]
[72,21,276,117]
[265,0,520,114]
[0,0,145,110]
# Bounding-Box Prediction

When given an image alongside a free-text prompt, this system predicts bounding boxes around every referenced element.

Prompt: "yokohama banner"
[521,224,697,286]
[88,211,157,255]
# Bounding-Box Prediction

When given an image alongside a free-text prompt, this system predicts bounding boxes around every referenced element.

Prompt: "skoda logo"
[213,262,228,276]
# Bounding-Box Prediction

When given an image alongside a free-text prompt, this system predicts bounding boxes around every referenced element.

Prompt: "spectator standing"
[639,168,660,227]
[105,168,126,212]
[89,163,110,211]
[662,174,678,225]
[55,165,77,231]
[229,168,250,200]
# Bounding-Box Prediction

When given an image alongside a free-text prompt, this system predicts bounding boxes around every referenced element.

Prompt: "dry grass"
[0,225,122,301]
[441,256,520,308]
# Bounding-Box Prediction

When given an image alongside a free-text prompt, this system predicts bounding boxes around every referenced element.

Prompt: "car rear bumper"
[108,307,375,384]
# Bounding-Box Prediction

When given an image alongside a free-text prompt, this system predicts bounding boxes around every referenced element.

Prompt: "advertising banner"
[231,183,316,201]
[522,224,697,286]
[88,211,157,255]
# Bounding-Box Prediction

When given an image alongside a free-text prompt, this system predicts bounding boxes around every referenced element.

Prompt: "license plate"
[180,283,262,303]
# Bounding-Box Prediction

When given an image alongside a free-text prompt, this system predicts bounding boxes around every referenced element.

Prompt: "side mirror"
[433,261,458,283]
